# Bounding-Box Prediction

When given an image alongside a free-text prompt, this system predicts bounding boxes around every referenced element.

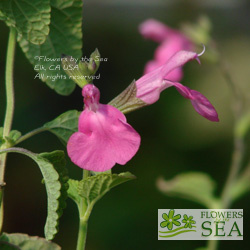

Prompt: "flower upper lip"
[134,50,219,122]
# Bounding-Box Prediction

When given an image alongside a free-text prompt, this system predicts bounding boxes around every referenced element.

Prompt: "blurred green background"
[0,0,249,249]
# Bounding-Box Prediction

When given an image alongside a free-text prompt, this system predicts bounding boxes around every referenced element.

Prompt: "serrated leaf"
[0,233,61,250]
[0,148,68,240]
[43,110,80,145]
[0,0,50,45]
[108,80,147,114]
[35,151,68,240]
[78,172,136,206]
[67,179,81,205]
[18,0,83,95]
[5,130,22,146]
[157,172,218,208]
[40,151,69,223]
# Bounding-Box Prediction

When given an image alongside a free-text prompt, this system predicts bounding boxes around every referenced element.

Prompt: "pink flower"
[136,50,219,122]
[139,19,192,81]
[67,84,141,172]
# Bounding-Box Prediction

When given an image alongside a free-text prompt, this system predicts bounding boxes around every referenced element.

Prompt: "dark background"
[0,0,249,249]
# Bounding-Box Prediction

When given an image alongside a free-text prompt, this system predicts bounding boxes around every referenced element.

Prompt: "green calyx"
[61,49,101,88]
[109,80,147,114]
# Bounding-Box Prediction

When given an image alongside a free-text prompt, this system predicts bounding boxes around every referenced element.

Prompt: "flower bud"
[61,49,101,87]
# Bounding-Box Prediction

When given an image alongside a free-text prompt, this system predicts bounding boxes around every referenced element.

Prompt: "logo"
[158,209,243,240]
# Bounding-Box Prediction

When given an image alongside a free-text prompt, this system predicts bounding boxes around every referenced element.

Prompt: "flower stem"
[207,63,246,250]
[0,27,16,182]
[2,27,16,138]
[76,217,88,250]
[0,189,4,233]
[208,137,244,249]
[76,170,90,250]
[221,137,244,208]
[207,137,244,250]
[0,27,17,233]
[207,240,220,250]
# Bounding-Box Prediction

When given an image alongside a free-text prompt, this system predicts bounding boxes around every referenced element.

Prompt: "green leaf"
[43,110,80,145]
[78,172,136,206]
[0,0,50,45]
[5,130,22,146]
[157,172,219,208]
[36,151,68,240]
[18,0,83,95]
[40,151,69,221]
[108,80,147,114]
[0,148,68,240]
[0,233,61,250]
[67,179,81,205]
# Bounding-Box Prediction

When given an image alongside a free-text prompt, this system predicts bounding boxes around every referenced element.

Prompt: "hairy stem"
[2,28,16,138]
[0,27,16,182]
[0,28,17,233]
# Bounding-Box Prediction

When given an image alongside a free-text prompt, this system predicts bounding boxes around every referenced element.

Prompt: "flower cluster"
[139,19,192,81]
[67,21,219,172]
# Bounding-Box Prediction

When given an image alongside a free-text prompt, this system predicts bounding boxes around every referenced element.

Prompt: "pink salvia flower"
[136,50,219,122]
[67,84,141,172]
[139,19,192,81]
